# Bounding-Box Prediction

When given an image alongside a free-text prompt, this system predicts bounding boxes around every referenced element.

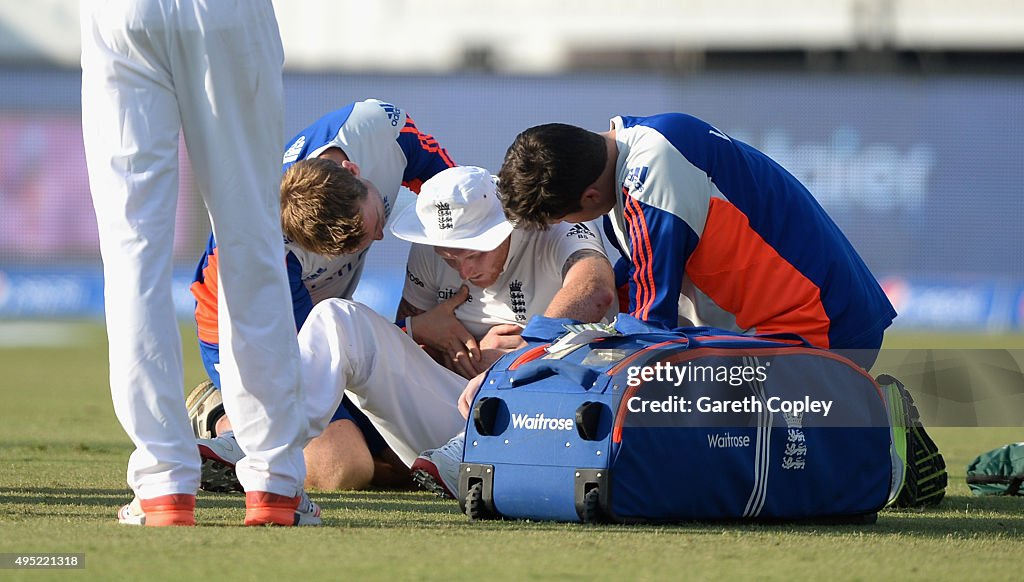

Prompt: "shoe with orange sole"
[118,494,196,526]
[244,490,322,526]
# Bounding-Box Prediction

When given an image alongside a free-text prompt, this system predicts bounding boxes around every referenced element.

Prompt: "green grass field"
[1,322,1023,580]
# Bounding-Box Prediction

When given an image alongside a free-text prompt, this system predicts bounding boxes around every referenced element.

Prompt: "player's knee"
[303,420,374,491]
[305,459,374,491]
[309,298,363,327]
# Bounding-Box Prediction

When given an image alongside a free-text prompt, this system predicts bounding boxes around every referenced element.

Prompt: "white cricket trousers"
[80,0,307,499]
[299,300,466,465]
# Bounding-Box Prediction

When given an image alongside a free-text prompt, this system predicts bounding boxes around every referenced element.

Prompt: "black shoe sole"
[411,469,454,499]
[891,385,947,508]
[200,457,244,494]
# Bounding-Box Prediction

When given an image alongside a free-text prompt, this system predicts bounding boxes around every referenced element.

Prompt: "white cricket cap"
[390,166,513,251]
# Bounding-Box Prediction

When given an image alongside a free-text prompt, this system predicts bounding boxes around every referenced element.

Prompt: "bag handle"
[966,473,1024,495]
[510,360,599,390]
[741,332,814,347]
[666,325,814,348]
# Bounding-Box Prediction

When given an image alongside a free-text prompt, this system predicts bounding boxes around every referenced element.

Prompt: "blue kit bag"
[458,315,894,524]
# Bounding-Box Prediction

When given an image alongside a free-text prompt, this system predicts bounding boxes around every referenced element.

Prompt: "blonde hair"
[280,158,368,256]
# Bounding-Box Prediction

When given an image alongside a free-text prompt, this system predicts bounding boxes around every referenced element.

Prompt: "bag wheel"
[464,482,495,521]
[581,487,602,524]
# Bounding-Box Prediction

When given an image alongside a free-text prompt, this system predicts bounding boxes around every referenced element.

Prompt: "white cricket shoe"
[295,490,323,526]
[244,490,322,527]
[197,434,244,493]
[117,497,146,526]
[117,494,196,526]
[411,432,464,499]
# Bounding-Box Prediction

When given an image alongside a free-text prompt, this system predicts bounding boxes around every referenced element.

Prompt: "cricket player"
[81,0,316,526]
[497,114,896,368]
[196,166,617,495]
[494,113,946,508]
[393,168,616,378]
[190,99,456,492]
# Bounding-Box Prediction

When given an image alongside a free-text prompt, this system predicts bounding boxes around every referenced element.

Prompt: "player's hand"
[458,371,488,419]
[478,323,527,370]
[409,285,481,378]
[480,323,526,351]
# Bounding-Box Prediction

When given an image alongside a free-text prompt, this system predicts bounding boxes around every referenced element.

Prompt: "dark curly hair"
[497,123,606,230]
